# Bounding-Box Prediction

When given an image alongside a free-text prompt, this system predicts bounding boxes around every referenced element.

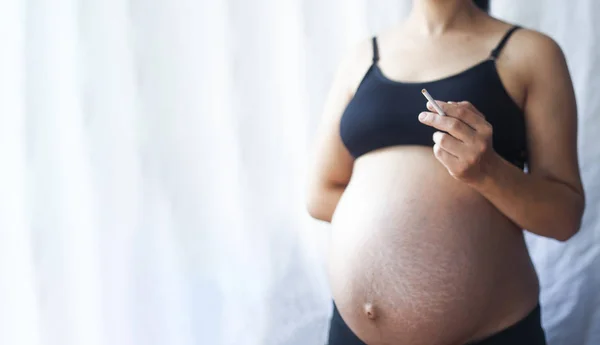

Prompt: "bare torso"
[327,19,541,345]
[329,148,539,345]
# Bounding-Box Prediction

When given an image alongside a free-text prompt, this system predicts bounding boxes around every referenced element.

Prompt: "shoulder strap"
[372,36,379,63]
[490,26,521,59]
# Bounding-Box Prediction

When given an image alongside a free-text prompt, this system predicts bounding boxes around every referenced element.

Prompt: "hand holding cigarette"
[421,89,446,116]
[418,89,500,185]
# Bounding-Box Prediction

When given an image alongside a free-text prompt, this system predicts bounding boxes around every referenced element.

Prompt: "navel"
[364,302,377,320]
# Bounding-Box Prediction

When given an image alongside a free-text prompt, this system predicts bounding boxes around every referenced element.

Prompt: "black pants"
[327,302,547,345]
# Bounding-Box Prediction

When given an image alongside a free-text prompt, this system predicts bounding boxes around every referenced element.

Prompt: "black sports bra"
[340,26,528,169]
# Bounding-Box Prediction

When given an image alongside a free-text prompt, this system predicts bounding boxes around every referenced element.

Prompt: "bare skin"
[306,1,584,344]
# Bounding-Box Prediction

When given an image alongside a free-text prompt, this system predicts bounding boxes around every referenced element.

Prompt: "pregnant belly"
[328,148,538,345]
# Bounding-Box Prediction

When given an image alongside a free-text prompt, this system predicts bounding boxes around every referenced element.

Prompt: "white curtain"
[0,1,597,344]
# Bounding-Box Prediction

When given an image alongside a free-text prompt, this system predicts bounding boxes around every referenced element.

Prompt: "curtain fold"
[0,1,41,345]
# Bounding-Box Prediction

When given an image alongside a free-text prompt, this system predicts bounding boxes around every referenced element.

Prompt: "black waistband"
[328,303,547,345]
[467,304,547,345]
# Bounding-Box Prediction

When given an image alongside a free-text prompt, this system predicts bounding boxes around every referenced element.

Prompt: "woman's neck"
[407,0,480,35]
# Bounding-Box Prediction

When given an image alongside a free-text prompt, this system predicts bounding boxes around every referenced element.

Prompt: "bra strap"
[490,26,521,60]
[372,36,380,63]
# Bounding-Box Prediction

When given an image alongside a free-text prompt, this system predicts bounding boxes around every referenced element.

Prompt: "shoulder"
[338,36,374,72]
[504,28,568,82]
[335,36,377,94]
[512,28,565,60]
[338,26,406,92]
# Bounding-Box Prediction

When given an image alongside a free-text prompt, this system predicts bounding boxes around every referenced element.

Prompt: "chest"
[339,62,528,167]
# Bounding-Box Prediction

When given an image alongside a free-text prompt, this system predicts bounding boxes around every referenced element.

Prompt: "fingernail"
[418,112,427,121]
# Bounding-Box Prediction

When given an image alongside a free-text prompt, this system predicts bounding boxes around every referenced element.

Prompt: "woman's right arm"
[306,43,368,222]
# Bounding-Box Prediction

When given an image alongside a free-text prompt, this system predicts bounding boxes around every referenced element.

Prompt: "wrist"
[471,152,504,191]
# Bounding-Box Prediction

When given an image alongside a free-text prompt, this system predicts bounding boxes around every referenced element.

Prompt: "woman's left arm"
[418,35,585,242]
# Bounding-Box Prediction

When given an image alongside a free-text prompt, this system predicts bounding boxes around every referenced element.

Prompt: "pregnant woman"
[306,1,585,344]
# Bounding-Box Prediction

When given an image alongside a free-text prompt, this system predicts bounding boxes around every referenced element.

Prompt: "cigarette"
[421,89,446,116]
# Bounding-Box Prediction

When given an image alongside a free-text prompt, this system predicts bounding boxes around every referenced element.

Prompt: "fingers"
[434,143,477,180]
[418,111,475,142]
[426,101,488,132]
[432,131,466,157]
[459,101,485,118]
[433,143,460,170]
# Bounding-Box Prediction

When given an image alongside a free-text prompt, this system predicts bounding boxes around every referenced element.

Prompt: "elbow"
[305,188,333,223]
[305,195,319,219]
[554,221,579,242]
[554,194,585,242]
[306,202,324,221]
[305,178,346,223]
[306,197,331,223]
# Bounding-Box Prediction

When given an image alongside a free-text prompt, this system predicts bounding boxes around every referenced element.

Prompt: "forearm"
[472,155,585,241]
[306,184,346,223]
